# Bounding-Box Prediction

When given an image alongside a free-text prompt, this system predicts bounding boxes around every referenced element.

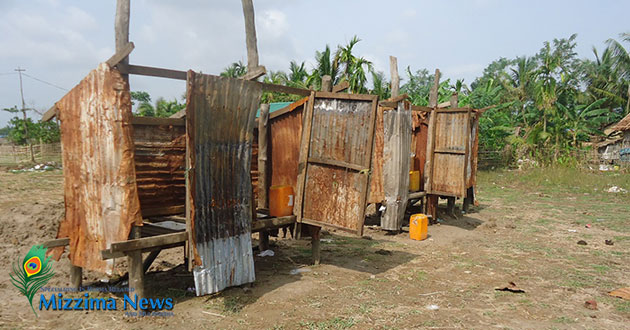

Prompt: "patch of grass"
[553,316,576,324]
[300,317,356,330]
[591,264,611,274]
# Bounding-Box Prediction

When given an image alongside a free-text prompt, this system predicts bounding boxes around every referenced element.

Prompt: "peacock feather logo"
[10,245,55,316]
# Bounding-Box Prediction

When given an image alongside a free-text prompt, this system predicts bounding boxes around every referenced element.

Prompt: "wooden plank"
[251,215,296,232]
[140,206,185,218]
[70,265,82,289]
[243,65,266,81]
[170,109,186,119]
[435,107,472,113]
[41,104,58,122]
[293,92,316,225]
[307,157,365,172]
[131,116,185,126]
[462,108,472,197]
[314,91,374,101]
[332,81,349,93]
[268,97,307,119]
[408,191,427,199]
[43,238,69,248]
[109,232,187,253]
[437,101,451,108]
[258,104,270,210]
[390,56,400,97]
[119,64,187,80]
[101,242,185,260]
[106,42,135,67]
[261,82,311,96]
[128,250,144,301]
[434,148,465,155]
[410,105,433,112]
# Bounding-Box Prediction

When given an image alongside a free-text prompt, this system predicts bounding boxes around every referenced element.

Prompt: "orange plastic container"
[409,170,420,192]
[269,185,294,217]
[409,214,428,241]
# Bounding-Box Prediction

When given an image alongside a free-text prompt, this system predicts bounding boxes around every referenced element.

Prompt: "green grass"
[299,317,356,330]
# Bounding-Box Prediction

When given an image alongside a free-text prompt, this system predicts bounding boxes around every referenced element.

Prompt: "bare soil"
[0,168,629,329]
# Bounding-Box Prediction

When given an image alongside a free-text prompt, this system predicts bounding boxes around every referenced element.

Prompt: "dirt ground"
[0,167,629,329]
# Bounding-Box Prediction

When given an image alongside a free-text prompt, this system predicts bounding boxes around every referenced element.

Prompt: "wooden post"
[258,104,270,210]
[258,103,270,251]
[321,75,332,92]
[390,56,399,98]
[241,0,259,72]
[425,69,441,222]
[70,265,82,289]
[115,0,130,80]
[128,225,144,301]
[309,225,321,265]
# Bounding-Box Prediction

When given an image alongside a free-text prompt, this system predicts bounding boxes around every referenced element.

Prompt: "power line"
[0,72,17,76]
[22,72,69,91]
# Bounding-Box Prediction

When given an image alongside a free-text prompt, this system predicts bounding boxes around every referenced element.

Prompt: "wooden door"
[425,108,471,198]
[294,92,378,236]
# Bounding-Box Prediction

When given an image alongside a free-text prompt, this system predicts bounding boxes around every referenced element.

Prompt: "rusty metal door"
[425,108,471,198]
[295,92,378,236]
[186,72,261,295]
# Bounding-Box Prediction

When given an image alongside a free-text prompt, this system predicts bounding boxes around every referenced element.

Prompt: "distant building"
[600,113,630,164]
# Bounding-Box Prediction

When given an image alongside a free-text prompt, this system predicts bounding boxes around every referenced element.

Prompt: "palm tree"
[605,33,630,115]
[370,71,390,99]
[221,61,247,78]
[306,45,339,90]
[287,61,308,88]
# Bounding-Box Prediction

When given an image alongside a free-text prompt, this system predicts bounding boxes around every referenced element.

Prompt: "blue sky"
[1,0,629,126]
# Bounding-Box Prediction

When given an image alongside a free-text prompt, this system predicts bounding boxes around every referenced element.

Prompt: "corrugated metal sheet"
[186,72,260,296]
[426,109,471,198]
[301,94,378,235]
[132,119,186,217]
[368,107,385,203]
[380,104,412,231]
[53,63,141,274]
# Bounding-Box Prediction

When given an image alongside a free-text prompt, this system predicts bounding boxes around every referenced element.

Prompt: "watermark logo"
[9,245,55,316]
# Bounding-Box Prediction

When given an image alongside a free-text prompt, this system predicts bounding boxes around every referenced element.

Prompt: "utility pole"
[15,66,35,163]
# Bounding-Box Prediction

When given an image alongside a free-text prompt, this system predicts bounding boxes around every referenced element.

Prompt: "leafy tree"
[220,61,247,78]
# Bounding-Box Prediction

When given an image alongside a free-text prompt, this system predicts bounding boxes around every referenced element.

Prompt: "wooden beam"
[390,56,400,98]
[109,232,188,253]
[261,82,311,96]
[241,0,260,72]
[315,91,375,101]
[251,215,296,232]
[170,109,186,119]
[321,75,332,92]
[243,65,266,81]
[115,0,130,80]
[332,81,349,93]
[307,157,365,172]
[258,104,270,210]
[425,69,441,221]
[70,265,82,289]
[434,148,465,155]
[41,104,58,122]
[408,191,427,199]
[118,64,187,80]
[106,42,135,67]
[42,237,69,248]
[101,242,185,260]
[131,116,185,127]
[437,101,451,108]
[410,105,433,112]
[379,93,409,107]
[129,250,144,301]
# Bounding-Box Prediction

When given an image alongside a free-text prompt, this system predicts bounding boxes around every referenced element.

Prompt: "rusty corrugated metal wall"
[186,72,260,295]
[132,118,186,217]
[466,114,480,188]
[380,104,412,230]
[54,63,141,274]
